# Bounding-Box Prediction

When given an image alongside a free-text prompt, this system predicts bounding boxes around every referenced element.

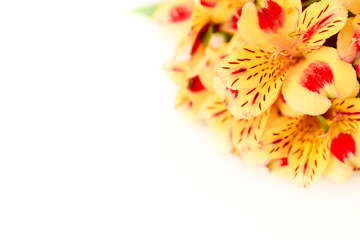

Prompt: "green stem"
[317,116,329,133]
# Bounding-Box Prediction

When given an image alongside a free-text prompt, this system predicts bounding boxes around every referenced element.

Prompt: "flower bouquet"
[139,0,360,187]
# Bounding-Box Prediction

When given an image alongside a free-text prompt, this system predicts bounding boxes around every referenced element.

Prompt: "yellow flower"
[215,0,358,119]
[261,98,360,187]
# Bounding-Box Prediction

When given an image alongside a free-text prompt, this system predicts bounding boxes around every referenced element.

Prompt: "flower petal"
[164,61,189,85]
[330,132,357,163]
[188,5,212,66]
[189,5,211,46]
[276,94,304,117]
[153,0,193,24]
[237,0,301,50]
[214,45,291,118]
[200,94,235,152]
[340,0,360,14]
[199,0,218,8]
[261,116,330,187]
[224,75,285,119]
[211,1,239,23]
[200,94,234,131]
[324,154,357,181]
[175,86,211,122]
[353,14,360,35]
[282,47,358,115]
[337,17,358,63]
[297,0,348,51]
[331,98,360,133]
[216,45,290,90]
[325,131,360,181]
[355,58,360,78]
[153,1,193,41]
[239,147,269,166]
[232,107,271,151]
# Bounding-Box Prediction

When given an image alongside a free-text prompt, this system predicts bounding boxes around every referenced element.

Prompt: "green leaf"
[317,116,329,133]
[132,3,160,18]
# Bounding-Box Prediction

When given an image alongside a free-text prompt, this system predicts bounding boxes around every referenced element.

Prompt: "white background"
[0,0,359,239]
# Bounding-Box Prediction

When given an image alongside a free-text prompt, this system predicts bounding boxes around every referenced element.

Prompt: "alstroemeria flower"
[215,0,358,119]
[337,15,360,77]
[261,98,360,187]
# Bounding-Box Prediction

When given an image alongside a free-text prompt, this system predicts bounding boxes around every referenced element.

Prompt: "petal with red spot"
[331,133,356,163]
[300,61,334,94]
[237,0,301,50]
[257,0,285,33]
[282,47,358,116]
[325,131,360,181]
